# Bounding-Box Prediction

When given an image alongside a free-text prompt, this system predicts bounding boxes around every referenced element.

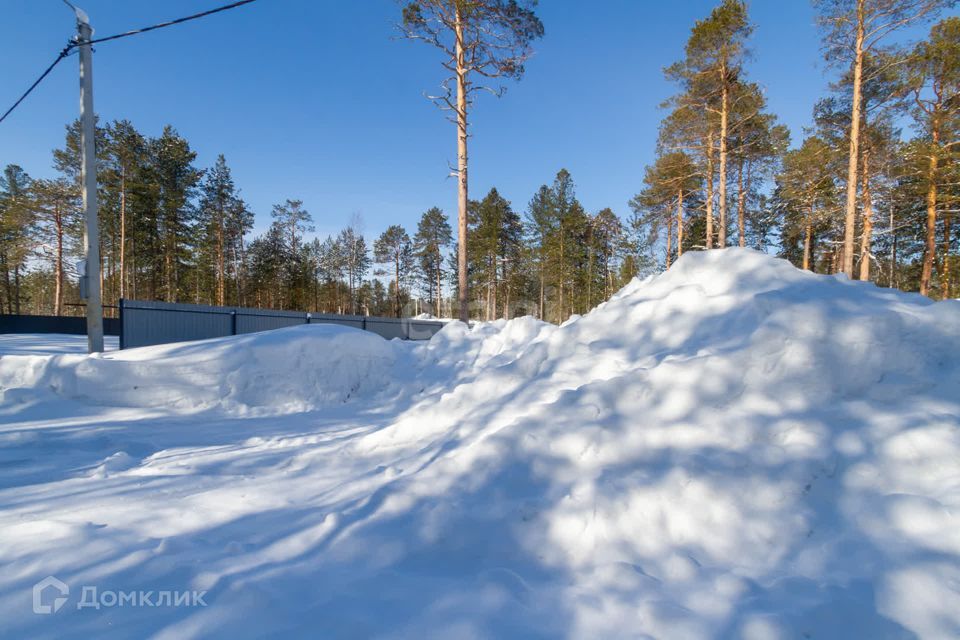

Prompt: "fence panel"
[118,299,446,349]
[364,317,407,340]
[235,310,308,335]
[120,301,233,349]
[0,314,120,336]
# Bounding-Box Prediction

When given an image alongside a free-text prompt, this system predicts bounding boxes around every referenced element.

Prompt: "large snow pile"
[1,248,958,639]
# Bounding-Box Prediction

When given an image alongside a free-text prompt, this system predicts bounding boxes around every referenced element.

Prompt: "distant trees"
[30,178,78,316]
[813,0,955,277]
[630,0,959,300]
[905,16,960,296]
[0,165,34,314]
[374,225,414,317]
[198,155,252,306]
[776,137,838,271]
[413,207,452,317]
[398,0,544,322]
[664,0,753,250]
[632,151,701,267]
[649,0,788,258]
[6,1,958,321]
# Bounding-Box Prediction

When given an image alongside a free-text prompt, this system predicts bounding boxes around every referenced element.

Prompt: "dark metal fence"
[119,299,446,349]
[0,313,121,336]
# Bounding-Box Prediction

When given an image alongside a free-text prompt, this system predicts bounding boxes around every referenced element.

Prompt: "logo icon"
[32,576,69,614]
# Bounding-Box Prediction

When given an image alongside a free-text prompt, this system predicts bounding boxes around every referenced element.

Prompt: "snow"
[0,325,395,415]
[1,248,959,639]
[0,333,119,356]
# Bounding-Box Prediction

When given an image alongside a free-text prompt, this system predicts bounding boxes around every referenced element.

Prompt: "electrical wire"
[0,0,259,126]
[0,46,73,125]
[84,0,258,47]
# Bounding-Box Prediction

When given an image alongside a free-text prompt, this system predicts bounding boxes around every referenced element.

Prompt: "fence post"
[230,310,237,336]
[118,298,125,350]
[362,315,367,332]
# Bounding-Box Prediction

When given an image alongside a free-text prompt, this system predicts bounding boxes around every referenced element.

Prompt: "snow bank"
[1,248,959,639]
[353,248,960,638]
[421,315,555,374]
[0,324,395,415]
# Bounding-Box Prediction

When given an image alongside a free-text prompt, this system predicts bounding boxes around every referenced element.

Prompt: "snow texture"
[1,248,958,639]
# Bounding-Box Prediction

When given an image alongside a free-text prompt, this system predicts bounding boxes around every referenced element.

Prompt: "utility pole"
[73,5,104,353]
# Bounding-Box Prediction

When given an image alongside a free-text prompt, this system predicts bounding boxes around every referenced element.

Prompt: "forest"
[1,0,957,323]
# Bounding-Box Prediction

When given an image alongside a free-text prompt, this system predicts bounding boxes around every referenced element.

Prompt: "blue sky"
[0,0,930,242]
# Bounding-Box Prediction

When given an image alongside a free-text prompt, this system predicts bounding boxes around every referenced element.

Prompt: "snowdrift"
[0,323,396,414]
[1,248,959,639]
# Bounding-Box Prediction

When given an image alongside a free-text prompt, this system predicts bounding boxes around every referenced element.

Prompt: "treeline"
[3,1,957,323]
[633,1,958,299]
[0,120,647,321]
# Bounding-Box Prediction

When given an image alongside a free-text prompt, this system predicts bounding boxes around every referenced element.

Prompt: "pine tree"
[631,151,702,268]
[525,184,555,320]
[149,126,202,302]
[199,155,241,305]
[667,0,752,249]
[374,225,414,318]
[727,82,790,248]
[814,0,955,276]
[103,120,146,304]
[413,207,452,317]
[776,136,839,271]
[906,16,960,297]
[590,208,624,304]
[399,0,543,322]
[338,225,371,314]
[469,188,522,320]
[0,165,34,314]
[30,178,80,315]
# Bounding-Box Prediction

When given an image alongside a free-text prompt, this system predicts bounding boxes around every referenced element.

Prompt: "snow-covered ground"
[0,333,119,356]
[1,248,958,639]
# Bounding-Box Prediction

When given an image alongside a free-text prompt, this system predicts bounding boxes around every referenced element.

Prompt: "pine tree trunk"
[666,217,673,270]
[436,245,442,317]
[920,150,938,296]
[454,5,469,323]
[14,265,20,315]
[558,222,565,323]
[889,206,897,289]
[587,241,594,310]
[1,251,10,314]
[238,237,247,306]
[737,158,746,248]
[942,212,952,299]
[492,259,498,320]
[395,255,401,318]
[803,208,813,272]
[99,237,105,314]
[677,188,684,258]
[55,202,63,316]
[858,147,874,282]
[705,129,715,249]
[841,0,865,277]
[119,169,126,301]
[165,247,173,302]
[539,245,545,320]
[217,214,225,306]
[718,64,729,248]
[504,277,511,320]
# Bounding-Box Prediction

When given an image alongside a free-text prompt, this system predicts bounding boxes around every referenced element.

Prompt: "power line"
[0,46,73,125]
[85,0,259,47]
[0,0,259,126]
